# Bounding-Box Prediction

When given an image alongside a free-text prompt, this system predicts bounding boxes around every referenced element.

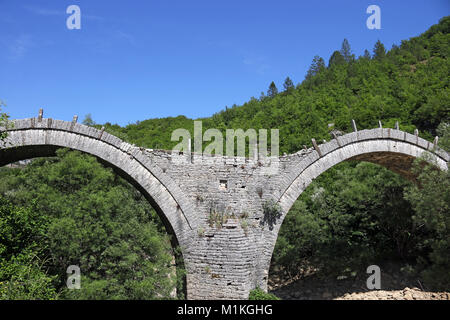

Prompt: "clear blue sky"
[1,0,448,126]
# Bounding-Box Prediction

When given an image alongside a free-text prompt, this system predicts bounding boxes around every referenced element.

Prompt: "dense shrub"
[248,288,280,300]
[0,149,182,299]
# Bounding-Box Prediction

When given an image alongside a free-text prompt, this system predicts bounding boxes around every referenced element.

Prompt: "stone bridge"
[1,112,449,300]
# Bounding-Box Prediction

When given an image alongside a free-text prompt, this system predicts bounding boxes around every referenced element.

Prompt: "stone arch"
[0,117,198,294]
[256,128,449,290]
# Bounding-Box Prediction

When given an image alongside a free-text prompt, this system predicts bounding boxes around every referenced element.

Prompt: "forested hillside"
[0,16,449,299]
[101,16,449,154]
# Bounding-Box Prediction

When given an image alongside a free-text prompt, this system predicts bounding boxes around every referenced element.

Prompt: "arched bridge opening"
[256,127,449,293]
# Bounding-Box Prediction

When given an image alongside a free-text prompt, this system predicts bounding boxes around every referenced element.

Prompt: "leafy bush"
[271,161,417,278]
[0,100,10,141]
[248,288,280,300]
[0,198,58,299]
[403,124,450,290]
[0,149,182,299]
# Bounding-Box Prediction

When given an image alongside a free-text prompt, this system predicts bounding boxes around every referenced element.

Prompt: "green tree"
[306,55,326,80]
[328,50,346,67]
[0,149,182,299]
[373,40,386,60]
[403,123,450,290]
[0,100,9,141]
[283,77,294,92]
[340,38,354,63]
[267,81,278,98]
[82,113,96,126]
[0,198,58,299]
[271,161,418,278]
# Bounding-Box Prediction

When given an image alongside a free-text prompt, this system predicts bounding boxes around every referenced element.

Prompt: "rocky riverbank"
[269,262,449,300]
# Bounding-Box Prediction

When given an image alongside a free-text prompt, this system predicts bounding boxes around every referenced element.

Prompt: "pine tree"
[340,38,354,63]
[267,81,278,98]
[328,51,345,67]
[373,40,386,60]
[363,49,371,60]
[82,114,95,126]
[283,77,294,91]
[259,92,266,100]
[306,56,326,80]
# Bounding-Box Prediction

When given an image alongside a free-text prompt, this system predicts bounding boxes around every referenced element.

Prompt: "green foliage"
[283,77,294,92]
[98,17,449,156]
[328,50,346,67]
[102,115,194,150]
[0,198,49,267]
[267,81,278,98]
[0,100,9,141]
[82,113,96,126]
[437,122,450,151]
[0,251,58,300]
[340,39,354,63]
[272,162,418,278]
[248,287,280,300]
[0,198,58,299]
[373,40,386,60]
[306,55,326,80]
[0,149,181,299]
[403,125,450,290]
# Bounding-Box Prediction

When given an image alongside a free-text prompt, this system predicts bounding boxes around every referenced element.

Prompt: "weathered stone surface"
[1,117,448,300]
